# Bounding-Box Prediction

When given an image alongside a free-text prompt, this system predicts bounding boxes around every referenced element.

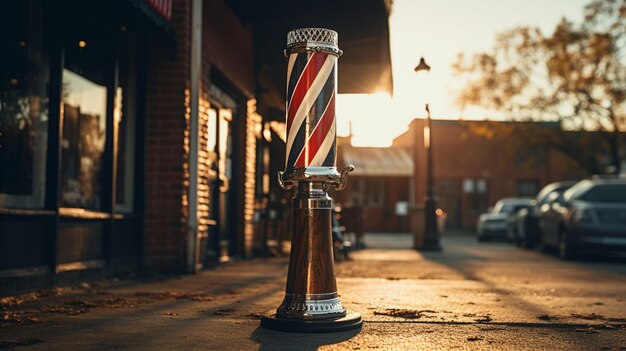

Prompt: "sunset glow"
[337,0,589,147]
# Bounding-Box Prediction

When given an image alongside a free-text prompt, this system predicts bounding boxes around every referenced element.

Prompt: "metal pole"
[423,104,441,250]
[261,28,361,333]
[186,0,202,273]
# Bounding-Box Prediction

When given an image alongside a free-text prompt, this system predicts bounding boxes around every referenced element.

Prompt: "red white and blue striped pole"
[262,28,360,333]
[278,28,353,189]
[285,36,337,169]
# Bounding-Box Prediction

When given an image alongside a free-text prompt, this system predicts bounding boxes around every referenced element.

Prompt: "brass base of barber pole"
[262,179,361,333]
[260,312,362,333]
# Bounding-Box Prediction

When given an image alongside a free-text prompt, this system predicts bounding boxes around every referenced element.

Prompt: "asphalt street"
[1,231,625,350]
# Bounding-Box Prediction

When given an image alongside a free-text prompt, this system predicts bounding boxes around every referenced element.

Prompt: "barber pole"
[285,45,337,168]
[261,28,361,333]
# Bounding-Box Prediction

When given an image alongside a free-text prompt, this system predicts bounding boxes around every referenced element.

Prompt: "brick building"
[393,119,589,229]
[0,0,392,294]
[335,139,412,233]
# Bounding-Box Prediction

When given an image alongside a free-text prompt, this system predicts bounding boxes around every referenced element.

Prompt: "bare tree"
[454,0,626,174]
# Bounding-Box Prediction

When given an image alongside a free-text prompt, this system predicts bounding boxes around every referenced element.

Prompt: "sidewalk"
[1,231,625,350]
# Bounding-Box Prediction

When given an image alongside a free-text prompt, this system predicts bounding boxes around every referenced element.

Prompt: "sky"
[336,0,590,147]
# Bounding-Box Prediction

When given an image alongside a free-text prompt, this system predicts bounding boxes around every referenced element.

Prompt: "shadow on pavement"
[251,327,360,351]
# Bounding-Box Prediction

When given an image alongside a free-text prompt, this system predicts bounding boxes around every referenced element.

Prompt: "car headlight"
[572,208,595,224]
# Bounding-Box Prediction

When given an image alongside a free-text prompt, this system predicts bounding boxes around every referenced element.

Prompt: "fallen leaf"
[537,315,554,321]
[133,291,214,302]
[214,309,235,315]
[373,309,437,319]
[66,300,98,308]
[475,315,493,323]
[186,295,213,302]
[571,313,604,320]
[0,312,41,325]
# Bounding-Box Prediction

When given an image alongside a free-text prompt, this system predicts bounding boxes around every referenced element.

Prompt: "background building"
[393,119,589,229]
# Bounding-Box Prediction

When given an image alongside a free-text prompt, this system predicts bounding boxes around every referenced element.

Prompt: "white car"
[477,198,532,241]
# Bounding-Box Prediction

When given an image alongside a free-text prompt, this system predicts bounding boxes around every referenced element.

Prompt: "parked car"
[477,198,532,241]
[506,203,533,243]
[513,181,577,248]
[538,178,626,259]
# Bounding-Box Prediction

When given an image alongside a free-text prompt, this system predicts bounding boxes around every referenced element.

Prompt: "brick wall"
[144,0,191,272]
[244,100,261,257]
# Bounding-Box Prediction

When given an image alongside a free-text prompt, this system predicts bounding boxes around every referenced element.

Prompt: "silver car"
[477,198,532,241]
[539,178,626,259]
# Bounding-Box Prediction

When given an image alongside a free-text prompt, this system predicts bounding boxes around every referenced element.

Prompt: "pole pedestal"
[261,173,360,333]
[261,181,361,332]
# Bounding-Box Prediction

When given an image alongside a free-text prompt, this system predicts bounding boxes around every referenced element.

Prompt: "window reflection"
[464,177,489,215]
[0,0,48,209]
[115,31,137,213]
[207,108,218,181]
[60,69,107,209]
[218,109,232,184]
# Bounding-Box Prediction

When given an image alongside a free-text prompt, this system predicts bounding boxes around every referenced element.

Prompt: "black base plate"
[260,312,362,333]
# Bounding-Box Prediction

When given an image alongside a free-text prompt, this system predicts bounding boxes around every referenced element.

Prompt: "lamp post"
[415,57,441,251]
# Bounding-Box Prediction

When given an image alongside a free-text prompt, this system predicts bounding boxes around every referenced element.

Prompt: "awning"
[340,146,413,177]
[127,0,176,53]
[227,0,394,119]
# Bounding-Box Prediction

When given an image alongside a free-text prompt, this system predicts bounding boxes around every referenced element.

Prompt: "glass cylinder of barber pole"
[262,28,359,333]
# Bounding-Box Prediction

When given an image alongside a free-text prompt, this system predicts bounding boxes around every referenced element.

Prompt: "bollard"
[260,28,361,333]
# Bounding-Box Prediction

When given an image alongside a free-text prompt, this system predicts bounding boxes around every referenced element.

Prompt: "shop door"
[207,107,233,262]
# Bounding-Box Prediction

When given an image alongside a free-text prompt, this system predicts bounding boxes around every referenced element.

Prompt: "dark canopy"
[227,0,394,119]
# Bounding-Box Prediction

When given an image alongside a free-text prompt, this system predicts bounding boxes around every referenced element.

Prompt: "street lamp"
[415,57,441,251]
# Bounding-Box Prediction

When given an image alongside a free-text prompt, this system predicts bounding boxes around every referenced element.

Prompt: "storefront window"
[60,69,107,209]
[0,0,48,209]
[465,177,489,215]
[60,32,110,210]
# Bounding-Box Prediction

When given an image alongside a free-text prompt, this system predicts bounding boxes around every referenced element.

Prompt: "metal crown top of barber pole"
[286,28,342,56]
[278,28,353,190]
